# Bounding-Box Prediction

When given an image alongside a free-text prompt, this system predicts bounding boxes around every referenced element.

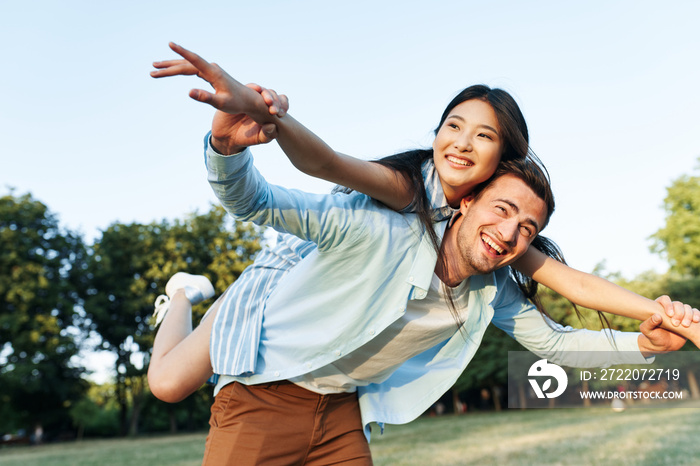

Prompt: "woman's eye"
[448,123,459,130]
[478,133,493,140]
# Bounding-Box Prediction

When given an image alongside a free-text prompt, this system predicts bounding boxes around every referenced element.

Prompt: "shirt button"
[305,362,312,368]
[334,350,342,357]
[409,276,415,283]
[369,329,375,336]
[274,371,280,377]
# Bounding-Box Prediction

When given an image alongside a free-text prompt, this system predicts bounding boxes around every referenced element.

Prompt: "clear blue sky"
[2,0,699,282]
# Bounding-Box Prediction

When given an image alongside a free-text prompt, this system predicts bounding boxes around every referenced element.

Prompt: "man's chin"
[475,258,513,274]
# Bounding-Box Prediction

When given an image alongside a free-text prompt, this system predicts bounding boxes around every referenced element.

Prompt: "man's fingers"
[654,295,700,327]
[259,123,278,143]
[681,304,694,327]
[259,88,289,116]
[640,313,663,336]
[671,301,685,326]
[189,89,240,114]
[189,88,218,106]
[278,94,289,116]
[656,295,674,317]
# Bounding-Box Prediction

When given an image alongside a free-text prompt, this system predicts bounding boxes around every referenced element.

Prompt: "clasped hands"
[151,42,288,155]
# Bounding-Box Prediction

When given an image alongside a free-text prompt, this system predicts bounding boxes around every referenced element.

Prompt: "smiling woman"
[432,96,521,206]
[431,99,503,203]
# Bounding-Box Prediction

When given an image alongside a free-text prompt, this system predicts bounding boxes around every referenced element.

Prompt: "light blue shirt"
[206,141,646,440]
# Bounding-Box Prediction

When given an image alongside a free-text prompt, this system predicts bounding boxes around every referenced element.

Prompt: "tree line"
[1,194,261,440]
[1,158,698,440]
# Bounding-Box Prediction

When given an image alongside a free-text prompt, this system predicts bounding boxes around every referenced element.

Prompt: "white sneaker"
[153,273,215,326]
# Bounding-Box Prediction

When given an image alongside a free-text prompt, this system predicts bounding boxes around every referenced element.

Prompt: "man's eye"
[519,226,533,237]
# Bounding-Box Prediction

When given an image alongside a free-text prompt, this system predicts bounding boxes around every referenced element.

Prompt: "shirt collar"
[447,209,462,228]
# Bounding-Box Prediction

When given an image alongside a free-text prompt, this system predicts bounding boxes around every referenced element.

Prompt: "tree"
[84,205,262,435]
[455,325,525,411]
[0,191,89,436]
[652,159,700,276]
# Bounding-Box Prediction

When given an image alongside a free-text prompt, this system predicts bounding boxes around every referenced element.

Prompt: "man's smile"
[481,233,505,255]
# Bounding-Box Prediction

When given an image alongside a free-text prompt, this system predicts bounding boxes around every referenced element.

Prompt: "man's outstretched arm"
[491,273,690,367]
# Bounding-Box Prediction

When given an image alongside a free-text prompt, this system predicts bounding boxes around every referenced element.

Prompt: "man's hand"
[638,313,688,357]
[655,295,700,327]
[151,42,289,154]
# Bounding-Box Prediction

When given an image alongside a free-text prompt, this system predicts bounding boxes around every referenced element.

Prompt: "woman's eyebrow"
[447,115,499,135]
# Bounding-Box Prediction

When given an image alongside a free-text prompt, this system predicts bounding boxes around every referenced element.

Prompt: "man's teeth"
[447,155,473,167]
[482,235,504,254]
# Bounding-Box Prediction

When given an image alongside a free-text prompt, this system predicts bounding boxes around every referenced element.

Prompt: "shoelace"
[153,295,171,326]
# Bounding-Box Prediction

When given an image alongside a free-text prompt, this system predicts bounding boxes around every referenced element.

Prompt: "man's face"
[453,174,548,277]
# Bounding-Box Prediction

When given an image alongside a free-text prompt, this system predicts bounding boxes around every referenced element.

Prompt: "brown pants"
[202,381,373,465]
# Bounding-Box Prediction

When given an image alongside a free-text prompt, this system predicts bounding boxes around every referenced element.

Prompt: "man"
[149,44,692,465]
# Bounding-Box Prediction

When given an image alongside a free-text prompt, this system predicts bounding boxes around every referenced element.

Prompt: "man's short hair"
[473,155,555,231]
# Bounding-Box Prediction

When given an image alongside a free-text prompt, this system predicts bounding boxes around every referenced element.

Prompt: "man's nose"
[498,218,519,244]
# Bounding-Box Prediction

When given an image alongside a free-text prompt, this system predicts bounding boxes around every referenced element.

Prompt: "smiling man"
[437,172,549,286]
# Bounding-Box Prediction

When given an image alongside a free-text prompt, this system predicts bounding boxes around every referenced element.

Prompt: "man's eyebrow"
[495,198,541,232]
[446,115,499,135]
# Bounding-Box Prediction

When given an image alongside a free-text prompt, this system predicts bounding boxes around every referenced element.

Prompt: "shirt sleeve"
[204,134,370,252]
[489,269,650,367]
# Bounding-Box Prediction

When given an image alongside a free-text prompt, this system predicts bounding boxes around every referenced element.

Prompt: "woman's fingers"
[150,60,200,78]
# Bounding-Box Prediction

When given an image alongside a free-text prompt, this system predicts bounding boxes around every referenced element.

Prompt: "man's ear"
[459,195,475,214]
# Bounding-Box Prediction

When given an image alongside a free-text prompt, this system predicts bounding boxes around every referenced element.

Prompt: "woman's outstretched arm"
[512,246,700,348]
[151,42,414,210]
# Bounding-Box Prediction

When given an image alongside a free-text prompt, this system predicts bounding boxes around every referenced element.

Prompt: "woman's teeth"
[447,155,473,167]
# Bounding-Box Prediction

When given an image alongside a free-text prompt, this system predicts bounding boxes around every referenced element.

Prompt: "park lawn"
[1,401,698,465]
[369,400,700,465]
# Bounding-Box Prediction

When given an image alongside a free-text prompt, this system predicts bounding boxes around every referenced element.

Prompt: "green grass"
[2,401,699,465]
[0,434,206,466]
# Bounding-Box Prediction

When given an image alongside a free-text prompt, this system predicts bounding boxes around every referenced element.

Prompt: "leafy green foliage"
[0,192,89,433]
[83,204,262,435]
[652,159,700,276]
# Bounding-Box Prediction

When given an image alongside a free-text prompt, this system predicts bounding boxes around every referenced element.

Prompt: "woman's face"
[432,99,504,206]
